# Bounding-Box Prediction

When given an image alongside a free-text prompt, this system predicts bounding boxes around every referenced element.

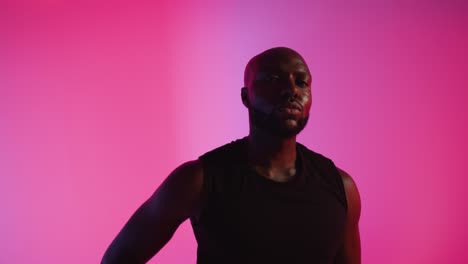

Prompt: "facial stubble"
[249,106,309,138]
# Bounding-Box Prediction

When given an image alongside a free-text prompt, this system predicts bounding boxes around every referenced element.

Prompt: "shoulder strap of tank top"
[297,143,348,211]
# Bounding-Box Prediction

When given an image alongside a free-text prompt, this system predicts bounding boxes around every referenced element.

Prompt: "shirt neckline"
[237,137,304,187]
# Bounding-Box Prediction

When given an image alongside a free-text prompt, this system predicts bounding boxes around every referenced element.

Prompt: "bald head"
[241,47,312,138]
[244,47,310,88]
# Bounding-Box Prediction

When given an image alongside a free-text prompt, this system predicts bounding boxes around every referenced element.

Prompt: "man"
[102,47,361,264]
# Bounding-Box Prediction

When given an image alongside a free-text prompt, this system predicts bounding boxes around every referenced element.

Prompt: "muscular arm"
[335,167,362,264]
[101,160,203,264]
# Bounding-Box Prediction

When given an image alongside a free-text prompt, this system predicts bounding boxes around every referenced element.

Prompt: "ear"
[241,87,249,108]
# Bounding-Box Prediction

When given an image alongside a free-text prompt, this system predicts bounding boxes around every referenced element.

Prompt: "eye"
[266,75,280,82]
[254,73,281,83]
[296,79,309,88]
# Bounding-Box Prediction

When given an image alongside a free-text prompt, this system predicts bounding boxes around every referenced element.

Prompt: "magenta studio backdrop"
[1,0,467,263]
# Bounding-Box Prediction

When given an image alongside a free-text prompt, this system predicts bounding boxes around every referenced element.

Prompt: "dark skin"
[101,47,361,264]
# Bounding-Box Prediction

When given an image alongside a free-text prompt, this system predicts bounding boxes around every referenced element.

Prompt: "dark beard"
[249,106,309,138]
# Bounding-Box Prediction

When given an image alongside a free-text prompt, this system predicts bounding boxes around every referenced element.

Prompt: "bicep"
[102,160,203,264]
[335,167,362,264]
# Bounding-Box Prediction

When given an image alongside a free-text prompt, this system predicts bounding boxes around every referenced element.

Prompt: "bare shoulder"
[147,159,205,221]
[336,167,358,193]
[336,167,361,224]
[169,159,204,184]
[159,158,204,193]
[163,159,204,190]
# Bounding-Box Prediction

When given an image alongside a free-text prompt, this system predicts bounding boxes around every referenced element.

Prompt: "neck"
[246,128,297,170]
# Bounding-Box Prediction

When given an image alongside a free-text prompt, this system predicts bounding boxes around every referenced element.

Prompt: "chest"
[207,179,347,260]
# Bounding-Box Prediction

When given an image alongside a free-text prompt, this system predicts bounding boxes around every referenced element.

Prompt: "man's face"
[243,49,312,138]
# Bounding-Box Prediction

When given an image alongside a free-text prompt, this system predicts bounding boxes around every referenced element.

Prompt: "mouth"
[278,102,302,114]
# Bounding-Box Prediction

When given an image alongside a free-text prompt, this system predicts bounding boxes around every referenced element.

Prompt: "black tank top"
[190,138,348,264]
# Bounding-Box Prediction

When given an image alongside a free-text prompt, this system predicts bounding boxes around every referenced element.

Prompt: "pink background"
[2,0,467,263]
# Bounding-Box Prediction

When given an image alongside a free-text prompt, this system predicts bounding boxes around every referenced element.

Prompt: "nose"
[280,75,299,101]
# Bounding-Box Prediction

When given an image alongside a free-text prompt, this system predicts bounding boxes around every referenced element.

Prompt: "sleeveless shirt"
[190,138,348,264]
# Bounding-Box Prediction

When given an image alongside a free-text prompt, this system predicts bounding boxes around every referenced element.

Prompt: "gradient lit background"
[1,0,467,263]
